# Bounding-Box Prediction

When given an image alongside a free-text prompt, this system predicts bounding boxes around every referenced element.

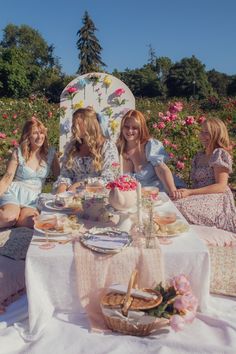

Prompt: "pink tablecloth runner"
[74,241,164,331]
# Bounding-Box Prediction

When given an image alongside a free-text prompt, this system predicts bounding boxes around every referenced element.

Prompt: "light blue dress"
[0,147,55,209]
[132,139,185,191]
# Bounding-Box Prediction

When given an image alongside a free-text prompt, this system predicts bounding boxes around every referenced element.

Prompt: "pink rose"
[169,101,183,113]
[176,161,185,170]
[0,132,7,139]
[2,114,8,119]
[153,123,158,129]
[171,274,191,295]
[185,116,195,125]
[12,114,17,119]
[12,129,18,135]
[198,116,206,124]
[157,122,166,129]
[67,86,77,94]
[169,152,174,159]
[114,88,125,97]
[170,315,185,332]
[11,139,19,147]
[163,139,170,146]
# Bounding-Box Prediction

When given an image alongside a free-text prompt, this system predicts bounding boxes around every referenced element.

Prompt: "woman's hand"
[174,189,192,199]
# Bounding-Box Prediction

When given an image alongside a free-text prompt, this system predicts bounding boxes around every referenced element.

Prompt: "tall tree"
[76,11,106,74]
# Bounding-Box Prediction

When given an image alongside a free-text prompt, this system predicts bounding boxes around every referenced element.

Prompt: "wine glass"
[153,211,177,245]
[39,230,55,250]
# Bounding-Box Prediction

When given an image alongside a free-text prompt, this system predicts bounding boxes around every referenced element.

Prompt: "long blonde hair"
[19,117,49,162]
[66,107,106,171]
[204,117,232,155]
[117,109,150,155]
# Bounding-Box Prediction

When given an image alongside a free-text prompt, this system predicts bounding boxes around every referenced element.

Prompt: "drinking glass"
[153,211,177,245]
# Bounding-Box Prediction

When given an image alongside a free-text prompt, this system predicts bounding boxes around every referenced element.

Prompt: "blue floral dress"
[0,147,55,209]
[55,139,119,187]
[131,139,185,191]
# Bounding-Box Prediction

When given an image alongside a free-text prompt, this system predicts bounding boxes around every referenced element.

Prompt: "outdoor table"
[21,193,210,341]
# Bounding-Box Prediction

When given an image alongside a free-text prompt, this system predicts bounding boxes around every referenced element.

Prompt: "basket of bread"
[100,270,169,336]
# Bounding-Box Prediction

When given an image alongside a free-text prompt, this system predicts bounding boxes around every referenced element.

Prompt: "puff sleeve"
[145,139,169,167]
[209,148,232,173]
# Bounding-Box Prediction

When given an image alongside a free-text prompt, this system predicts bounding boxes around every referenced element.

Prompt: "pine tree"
[76,11,106,74]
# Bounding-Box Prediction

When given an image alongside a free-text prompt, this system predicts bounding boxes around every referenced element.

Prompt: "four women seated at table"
[0,107,235,233]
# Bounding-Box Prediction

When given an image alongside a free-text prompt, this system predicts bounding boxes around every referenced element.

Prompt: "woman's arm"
[0,151,18,196]
[154,163,181,199]
[177,166,229,198]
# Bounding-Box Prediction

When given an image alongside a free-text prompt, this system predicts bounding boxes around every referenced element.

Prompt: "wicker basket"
[100,270,169,336]
[209,245,236,297]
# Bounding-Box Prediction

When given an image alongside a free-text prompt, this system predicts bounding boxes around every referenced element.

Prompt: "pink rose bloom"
[176,161,185,170]
[185,116,195,125]
[170,315,185,332]
[171,274,191,295]
[163,139,170,146]
[153,123,158,129]
[67,86,77,94]
[170,114,177,121]
[162,116,171,122]
[0,132,7,139]
[114,88,125,97]
[2,114,8,119]
[169,102,183,113]
[157,122,166,129]
[11,140,19,147]
[169,152,174,159]
[12,114,17,119]
[171,144,178,150]
[198,116,206,124]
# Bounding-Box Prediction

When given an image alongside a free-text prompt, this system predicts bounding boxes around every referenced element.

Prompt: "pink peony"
[170,315,185,332]
[174,293,198,313]
[114,88,125,97]
[171,274,191,295]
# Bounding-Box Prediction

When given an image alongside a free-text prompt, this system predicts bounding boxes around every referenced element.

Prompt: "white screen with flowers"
[59,73,135,152]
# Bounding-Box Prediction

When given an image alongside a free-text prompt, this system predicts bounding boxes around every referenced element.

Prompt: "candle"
[136,182,142,227]
[119,154,123,176]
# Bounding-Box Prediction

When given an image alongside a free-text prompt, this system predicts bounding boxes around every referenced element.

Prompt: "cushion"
[0,227,33,261]
[0,255,25,307]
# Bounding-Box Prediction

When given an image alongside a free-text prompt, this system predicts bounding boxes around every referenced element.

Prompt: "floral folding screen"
[59,72,135,151]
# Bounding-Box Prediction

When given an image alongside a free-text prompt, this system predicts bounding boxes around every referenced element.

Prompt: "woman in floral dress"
[55,107,119,192]
[175,118,236,233]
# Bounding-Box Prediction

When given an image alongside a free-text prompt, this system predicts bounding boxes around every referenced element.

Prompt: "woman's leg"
[0,204,20,228]
[16,207,39,228]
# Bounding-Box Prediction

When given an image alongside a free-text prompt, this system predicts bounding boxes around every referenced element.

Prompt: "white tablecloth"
[17,194,210,341]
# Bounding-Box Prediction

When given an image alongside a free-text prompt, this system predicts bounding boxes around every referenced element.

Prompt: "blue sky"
[1,0,236,76]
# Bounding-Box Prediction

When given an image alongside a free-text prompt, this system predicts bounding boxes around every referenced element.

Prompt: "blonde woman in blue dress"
[0,117,60,228]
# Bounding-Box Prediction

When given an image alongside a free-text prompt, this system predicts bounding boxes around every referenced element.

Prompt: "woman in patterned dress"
[175,117,236,233]
[0,118,60,228]
[55,107,119,193]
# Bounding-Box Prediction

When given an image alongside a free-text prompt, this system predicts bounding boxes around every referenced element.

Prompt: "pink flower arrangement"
[106,175,138,191]
[145,274,198,332]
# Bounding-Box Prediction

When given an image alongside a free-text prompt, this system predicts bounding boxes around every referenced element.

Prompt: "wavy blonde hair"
[66,107,106,171]
[204,117,232,155]
[19,117,49,163]
[117,109,150,155]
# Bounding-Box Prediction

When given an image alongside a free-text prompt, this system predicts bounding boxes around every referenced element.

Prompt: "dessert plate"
[155,220,190,238]
[80,229,132,254]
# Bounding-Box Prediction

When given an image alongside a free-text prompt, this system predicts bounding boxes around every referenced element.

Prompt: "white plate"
[80,229,132,254]
[44,200,75,212]
[34,225,70,237]
[155,220,190,238]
